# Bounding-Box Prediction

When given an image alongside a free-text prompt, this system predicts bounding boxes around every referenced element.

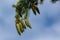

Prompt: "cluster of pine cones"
[13,0,41,35]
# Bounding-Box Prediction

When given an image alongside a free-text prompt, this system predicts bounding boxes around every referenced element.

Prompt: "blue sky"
[0,0,60,40]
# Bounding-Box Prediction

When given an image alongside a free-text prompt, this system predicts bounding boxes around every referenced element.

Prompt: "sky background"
[0,0,60,40]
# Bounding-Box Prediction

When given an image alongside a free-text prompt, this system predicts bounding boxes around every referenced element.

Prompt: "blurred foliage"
[51,0,58,3]
[13,0,59,35]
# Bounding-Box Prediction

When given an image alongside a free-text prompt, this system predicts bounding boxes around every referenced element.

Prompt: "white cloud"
[52,21,60,35]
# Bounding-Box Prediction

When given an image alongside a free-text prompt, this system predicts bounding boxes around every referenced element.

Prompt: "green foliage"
[13,0,58,35]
